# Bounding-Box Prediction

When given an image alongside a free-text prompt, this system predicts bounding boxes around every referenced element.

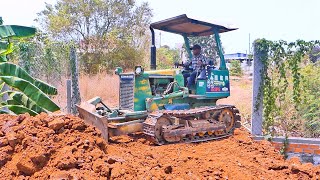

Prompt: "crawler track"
[143,105,241,145]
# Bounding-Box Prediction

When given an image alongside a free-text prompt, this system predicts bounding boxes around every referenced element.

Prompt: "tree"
[183,35,221,63]
[299,62,320,137]
[18,31,68,83]
[309,45,320,63]
[36,0,153,73]
[156,46,180,69]
[229,60,243,76]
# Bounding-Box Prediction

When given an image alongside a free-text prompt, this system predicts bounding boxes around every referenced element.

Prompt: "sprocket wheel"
[154,116,172,144]
[219,109,235,132]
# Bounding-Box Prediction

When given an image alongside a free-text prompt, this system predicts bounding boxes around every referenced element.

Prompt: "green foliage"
[254,39,320,137]
[309,46,320,63]
[1,91,46,113]
[17,31,68,82]
[0,25,36,40]
[183,35,221,64]
[0,62,57,95]
[279,134,289,159]
[0,105,38,116]
[0,19,60,115]
[0,76,60,112]
[36,0,153,73]
[229,60,243,76]
[156,46,180,69]
[299,62,320,137]
[188,35,218,59]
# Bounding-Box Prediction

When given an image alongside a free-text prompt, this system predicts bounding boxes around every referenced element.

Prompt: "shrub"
[299,62,320,137]
[229,60,243,76]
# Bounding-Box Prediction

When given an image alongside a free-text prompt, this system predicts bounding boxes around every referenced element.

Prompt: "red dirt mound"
[0,114,319,179]
[0,113,109,179]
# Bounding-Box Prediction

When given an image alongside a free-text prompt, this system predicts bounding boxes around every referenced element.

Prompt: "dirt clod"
[6,131,18,147]
[48,118,65,130]
[16,155,38,175]
[164,165,172,174]
[268,164,288,170]
[0,137,8,147]
[0,145,13,167]
[107,156,124,164]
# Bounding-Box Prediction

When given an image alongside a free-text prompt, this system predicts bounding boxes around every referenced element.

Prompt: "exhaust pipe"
[150,27,156,70]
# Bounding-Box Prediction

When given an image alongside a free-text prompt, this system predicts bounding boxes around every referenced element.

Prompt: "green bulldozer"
[77,14,241,145]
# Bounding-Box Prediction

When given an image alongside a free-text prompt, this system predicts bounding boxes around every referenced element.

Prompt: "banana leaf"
[34,79,58,95]
[0,41,9,62]
[0,76,60,112]
[0,80,4,91]
[0,62,57,95]
[0,91,47,113]
[0,55,6,62]
[0,41,9,54]
[0,25,36,39]
[0,41,12,56]
[0,104,37,116]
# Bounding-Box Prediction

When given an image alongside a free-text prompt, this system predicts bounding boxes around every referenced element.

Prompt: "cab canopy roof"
[150,14,237,37]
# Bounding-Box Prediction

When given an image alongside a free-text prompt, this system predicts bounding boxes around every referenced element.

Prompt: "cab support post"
[213,28,226,70]
[183,35,193,59]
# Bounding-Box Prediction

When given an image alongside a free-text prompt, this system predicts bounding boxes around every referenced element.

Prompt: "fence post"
[251,41,264,135]
[70,46,81,114]
[66,79,72,114]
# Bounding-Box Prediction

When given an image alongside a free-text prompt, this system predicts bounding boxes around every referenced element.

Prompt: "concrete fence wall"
[254,136,320,164]
[254,136,320,154]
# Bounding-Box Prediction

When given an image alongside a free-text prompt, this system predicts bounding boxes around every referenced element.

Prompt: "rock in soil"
[48,118,65,130]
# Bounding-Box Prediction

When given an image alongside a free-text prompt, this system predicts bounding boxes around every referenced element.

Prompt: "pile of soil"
[0,114,319,179]
[0,114,109,179]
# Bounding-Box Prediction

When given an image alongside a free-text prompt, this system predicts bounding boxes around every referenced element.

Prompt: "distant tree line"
[9,0,232,79]
[13,0,153,76]
[156,45,180,69]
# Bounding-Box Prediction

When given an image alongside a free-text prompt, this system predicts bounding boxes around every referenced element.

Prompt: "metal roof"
[150,14,237,37]
[224,53,252,60]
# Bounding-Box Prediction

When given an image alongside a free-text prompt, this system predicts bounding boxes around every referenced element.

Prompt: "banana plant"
[0,18,60,115]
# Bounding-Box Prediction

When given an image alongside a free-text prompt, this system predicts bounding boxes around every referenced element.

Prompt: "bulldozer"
[77,14,241,145]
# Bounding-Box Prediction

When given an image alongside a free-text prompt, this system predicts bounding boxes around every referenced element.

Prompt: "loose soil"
[0,114,319,180]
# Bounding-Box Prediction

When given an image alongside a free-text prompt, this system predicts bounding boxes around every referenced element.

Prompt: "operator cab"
[149,14,237,98]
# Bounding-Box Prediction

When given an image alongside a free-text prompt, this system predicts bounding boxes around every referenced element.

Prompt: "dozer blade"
[76,102,108,142]
[108,120,144,137]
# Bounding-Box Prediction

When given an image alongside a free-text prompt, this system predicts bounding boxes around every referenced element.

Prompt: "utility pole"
[248,33,251,54]
[159,32,161,47]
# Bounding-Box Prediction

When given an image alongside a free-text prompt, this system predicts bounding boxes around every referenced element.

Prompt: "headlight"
[135,66,143,75]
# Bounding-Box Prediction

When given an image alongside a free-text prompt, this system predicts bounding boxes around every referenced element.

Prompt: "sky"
[1,0,320,54]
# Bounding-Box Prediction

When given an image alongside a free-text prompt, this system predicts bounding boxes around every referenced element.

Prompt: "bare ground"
[0,113,319,179]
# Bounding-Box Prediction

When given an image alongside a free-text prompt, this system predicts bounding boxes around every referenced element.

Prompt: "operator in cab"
[183,44,208,88]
